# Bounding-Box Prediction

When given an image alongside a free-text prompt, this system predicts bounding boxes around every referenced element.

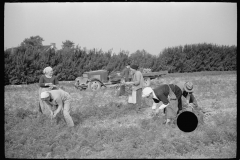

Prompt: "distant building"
[41,43,58,52]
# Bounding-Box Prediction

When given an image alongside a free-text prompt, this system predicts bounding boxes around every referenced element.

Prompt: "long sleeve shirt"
[132,71,144,91]
[153,84,182,105]
[39,75,59,88]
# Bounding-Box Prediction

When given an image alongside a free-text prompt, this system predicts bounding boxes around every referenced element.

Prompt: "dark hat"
[130,64,138,70]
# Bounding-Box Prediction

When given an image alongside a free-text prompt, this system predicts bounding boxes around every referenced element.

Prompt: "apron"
[165,85,178,120]
[128,90,137,104]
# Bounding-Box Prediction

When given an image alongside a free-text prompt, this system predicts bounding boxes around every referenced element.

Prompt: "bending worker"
[178,81,204,124]
[40,89,74,127]
[142,83,183,124]
[178,81,199,110]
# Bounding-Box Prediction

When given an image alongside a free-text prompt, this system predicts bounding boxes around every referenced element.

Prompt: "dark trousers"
[163,84,183,114]
[136,88,142,109]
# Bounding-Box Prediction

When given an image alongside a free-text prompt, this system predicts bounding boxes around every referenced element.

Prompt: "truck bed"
[142,70,168,77]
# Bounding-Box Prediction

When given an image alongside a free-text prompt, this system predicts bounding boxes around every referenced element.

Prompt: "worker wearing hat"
[40,89,74,127]
[178,81,204,124]
[142,83,183,124]
[180,81,199,110]
[123,64,144,110]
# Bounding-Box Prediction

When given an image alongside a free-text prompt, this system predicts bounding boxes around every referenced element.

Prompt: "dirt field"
[5,71,236,158]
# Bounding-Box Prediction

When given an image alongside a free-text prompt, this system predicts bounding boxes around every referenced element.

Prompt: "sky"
[4,2,237,55]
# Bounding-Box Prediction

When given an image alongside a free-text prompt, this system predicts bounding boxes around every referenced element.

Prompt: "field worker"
[38,66,59,116]
[124,64,144,110]
[142,83,183,124]
[40,90,74,127]
[176,82,199,110]
[177,81,204,124]
[122,63,131,82]
[119,63,131,96]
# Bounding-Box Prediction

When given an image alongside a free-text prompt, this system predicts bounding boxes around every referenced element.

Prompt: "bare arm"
[53,99,63,117]
[43,99,54,114]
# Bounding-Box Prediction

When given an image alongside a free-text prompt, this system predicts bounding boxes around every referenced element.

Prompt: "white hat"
[41,91,50,99]
[142,87,153,98]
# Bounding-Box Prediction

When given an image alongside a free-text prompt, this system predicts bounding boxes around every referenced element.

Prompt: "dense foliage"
[4,36,236,85]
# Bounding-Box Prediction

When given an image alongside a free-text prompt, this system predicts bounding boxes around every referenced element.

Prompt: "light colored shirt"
[132,70,144,91]
[49,89,71,105]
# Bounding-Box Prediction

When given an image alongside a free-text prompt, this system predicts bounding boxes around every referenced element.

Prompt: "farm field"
[5,71,237,158]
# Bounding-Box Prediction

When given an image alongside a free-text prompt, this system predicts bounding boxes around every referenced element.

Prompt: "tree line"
[4,36,236,85]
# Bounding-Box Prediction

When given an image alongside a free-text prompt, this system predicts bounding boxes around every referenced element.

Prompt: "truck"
[74,69,168,91]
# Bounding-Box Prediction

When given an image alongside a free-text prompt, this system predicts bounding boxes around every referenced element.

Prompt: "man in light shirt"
[124,64,145,111]
[40,89,74,127]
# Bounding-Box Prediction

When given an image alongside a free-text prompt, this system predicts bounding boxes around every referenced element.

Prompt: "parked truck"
[74,69,168,91]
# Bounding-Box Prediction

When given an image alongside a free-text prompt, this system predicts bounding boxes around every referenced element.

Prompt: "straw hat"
[184,82,194,92]
[41,91,50,99]
[142,87,153,97]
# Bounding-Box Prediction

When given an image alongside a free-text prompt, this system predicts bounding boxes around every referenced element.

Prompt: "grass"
[4,71,237,158]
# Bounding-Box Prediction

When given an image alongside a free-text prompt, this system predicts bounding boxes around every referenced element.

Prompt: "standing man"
[119,63,131,96]
[142,83,183,124]
[124,64,144,110]
[122,63,131,82]
[40,89,74,127]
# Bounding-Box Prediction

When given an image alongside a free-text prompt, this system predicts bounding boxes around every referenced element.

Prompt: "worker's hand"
[45,83,53,86]
[151,103,157,110]
[159,103,169,110]
[52,111,58,118]
[49,84,56,89]
[125,82,133,85]
[121,79,125,84]
[50,111,54,118]
[188,103,195,108]
[155,108,161,115]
